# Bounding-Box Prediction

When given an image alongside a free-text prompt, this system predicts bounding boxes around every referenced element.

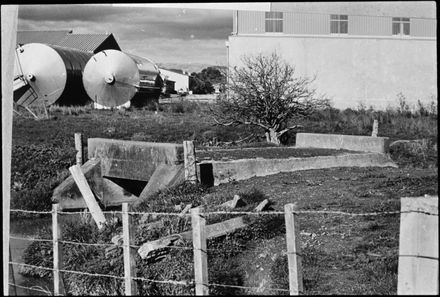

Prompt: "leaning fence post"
[371,120,378,137]
[52,204,65,296]
[122,203,137,295]
[183,140,198,183]
[74,133,83,166]
[191,207,209,295]
[284,203,303,295]
[397,195,438,295]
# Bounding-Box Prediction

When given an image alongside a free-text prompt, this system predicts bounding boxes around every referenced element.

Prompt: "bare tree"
[211,52,329,145]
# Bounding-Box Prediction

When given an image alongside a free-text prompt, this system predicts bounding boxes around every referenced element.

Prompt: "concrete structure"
[198,152,397,186]
[226,2,436,110]
[53,138,185,209]
[159,68,190,94]
[295,133,390,153]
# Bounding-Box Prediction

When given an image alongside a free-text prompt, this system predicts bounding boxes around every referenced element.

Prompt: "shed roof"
[17,30,72,46]
[17,30,121,53]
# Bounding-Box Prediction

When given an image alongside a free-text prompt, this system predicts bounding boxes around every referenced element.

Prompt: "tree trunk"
[265,129,281,145]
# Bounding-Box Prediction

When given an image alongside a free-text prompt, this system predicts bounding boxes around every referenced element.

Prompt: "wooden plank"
[255,199,270,212]
[52,204,66,296]
[74,133,84,165]
[2,5,18,296]
[183,140,198,183]
[69,165,106,229]
[220,195,246,209]
[191,207,209,295]
[398,196,438,295]
[284,203,303,295]
[122,203,137,295]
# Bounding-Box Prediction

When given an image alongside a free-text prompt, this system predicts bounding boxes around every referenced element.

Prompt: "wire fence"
[8,204,437,295]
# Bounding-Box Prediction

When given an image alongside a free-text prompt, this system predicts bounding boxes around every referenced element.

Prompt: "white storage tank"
[82,49,163,108]
[13,43,92,106]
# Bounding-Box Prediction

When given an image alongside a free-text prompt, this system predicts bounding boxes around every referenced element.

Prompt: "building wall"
[233,11,436,37]
[159,69,189,92]
[227,35,437,110]
[270,2,436,18]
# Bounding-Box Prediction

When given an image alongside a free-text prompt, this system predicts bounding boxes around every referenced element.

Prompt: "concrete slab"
[87,138,184,181]
[296,133,390,153]
[134,164,185,207]
[199,153,398,186]
[52,158,102,209]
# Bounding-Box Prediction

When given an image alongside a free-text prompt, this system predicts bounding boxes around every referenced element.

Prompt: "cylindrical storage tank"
[82,50,163,108]
[14,43,93,106]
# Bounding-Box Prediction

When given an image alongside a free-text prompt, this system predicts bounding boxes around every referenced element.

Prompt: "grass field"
[10,99,437,295]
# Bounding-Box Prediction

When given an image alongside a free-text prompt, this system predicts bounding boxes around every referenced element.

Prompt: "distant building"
[159,68,190,94]
[16,30,121,53]
[226,2,436,109]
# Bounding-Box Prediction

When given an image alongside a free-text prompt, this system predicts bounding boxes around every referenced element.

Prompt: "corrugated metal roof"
[17,30,72,46]
[56,34,114,52]
[16,31,121,53]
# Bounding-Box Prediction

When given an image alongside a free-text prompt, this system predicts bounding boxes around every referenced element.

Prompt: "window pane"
[266,11,282,19]
[402,17,410,22]
[340,15,348,20]
[392,17,401,22]
[276,20,283,32]
[330,14,339,20]
[330,21,339,33]
[403,22,410,35]
[340,20,348,33]
[265,20,273,32]
[392,22,400,35]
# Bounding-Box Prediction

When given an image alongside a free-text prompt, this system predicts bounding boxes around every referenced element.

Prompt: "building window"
[392,17,410,35]
[265,11,283,32]
[330,14,348,34]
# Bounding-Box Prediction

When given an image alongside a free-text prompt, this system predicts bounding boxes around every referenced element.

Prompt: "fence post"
[371,120,378,137]
[52,204,65,296]
[397,195,438,295]
[191,207,209,295]
[74,133,84,166]
[183,140,197,183]
[9,246,17,296]
[122,203,137,295]
[284,203,303,295]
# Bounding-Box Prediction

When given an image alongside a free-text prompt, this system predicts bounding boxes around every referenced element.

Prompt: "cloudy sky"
[17,3,268,72]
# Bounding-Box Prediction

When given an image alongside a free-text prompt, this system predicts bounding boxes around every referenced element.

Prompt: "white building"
[226,2,437,110]
[159,68,190,93]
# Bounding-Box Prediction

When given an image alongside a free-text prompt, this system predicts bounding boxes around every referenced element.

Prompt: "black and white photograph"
[2,2,438,295]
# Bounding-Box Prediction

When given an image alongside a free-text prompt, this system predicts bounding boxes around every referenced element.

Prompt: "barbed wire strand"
[208,282,290,292]
[10,208,437,217]
[10,235,52,243]
[9,261,190,287]
[8,283,52,294]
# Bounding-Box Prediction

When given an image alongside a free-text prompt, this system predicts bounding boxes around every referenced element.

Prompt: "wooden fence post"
[122,203,137,295]
[2,6,19,296]
[9,246,17,296]
[397,196,438,295]
[371,120,378,137]
[69,165,106,229]
[284,203,303,295]
[191,207,209,295]
[74,133,84,166]
[52,204,65,296]
[183,140,198,183]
